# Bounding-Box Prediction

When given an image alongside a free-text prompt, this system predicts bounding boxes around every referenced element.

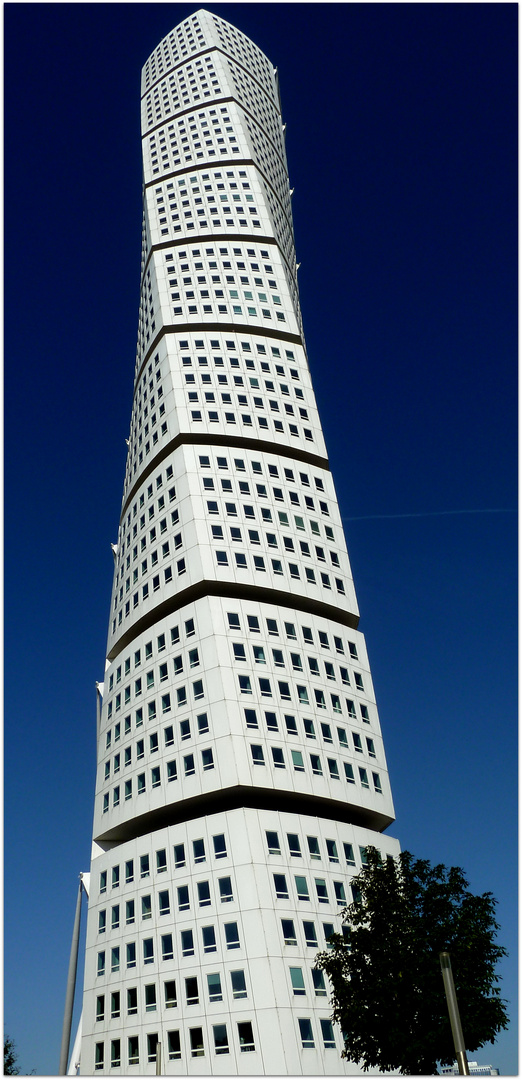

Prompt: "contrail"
[342,508,516,521]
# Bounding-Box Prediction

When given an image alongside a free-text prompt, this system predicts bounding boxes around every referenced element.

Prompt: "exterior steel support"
[439,951,470,1076]
[59,880,84,1075]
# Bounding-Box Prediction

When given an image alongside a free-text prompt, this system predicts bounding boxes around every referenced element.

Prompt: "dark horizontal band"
[107,579,359,664]
[95,783,393,848]
[120,430,329,522]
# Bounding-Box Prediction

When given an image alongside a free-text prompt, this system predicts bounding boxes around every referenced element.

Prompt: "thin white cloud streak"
[342,509,516,521]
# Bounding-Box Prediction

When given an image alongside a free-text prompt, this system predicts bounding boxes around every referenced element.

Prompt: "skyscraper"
[80,10,400,1074]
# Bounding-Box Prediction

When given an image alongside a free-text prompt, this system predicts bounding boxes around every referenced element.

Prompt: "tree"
[315,848,508,1075]
[4,1037,19,1076]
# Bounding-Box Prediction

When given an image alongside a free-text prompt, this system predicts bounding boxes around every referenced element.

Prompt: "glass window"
[237,1021,255,1053]
[320,1018,336,1048]
[298,1018,315,1048]
[219,876,233,902]
[168,1031,181,1061]
[202,925,217,953]
[274,873,289,899]
[190,1028,204,1057]
[208,972,223,1002]
[230,969,247,998]
[164,980,177,1008]
[290,967,306,995]
[185,976,199,1005]
[295,875,310,900]
[282,918,297,945]
[213,1023,229,1055]
[303,921,318,947]
[224,922,240,949]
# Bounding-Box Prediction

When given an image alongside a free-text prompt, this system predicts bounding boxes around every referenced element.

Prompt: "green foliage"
[316,848,508,1075]
[4,1037,19,1076]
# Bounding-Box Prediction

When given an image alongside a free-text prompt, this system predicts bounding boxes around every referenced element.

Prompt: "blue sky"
[4,3,517,1075]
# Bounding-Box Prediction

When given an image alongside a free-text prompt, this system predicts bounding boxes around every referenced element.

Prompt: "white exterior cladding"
[81,10,400,1076]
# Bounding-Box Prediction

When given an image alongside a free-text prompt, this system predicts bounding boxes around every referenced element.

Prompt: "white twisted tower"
[80,10,400,1074]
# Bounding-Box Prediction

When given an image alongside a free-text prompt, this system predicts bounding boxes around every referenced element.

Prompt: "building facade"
[80,10,400,1075]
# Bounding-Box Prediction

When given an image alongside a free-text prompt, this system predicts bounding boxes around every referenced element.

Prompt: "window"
[190,1028,204,1057]
[111,947,120,973]
[193,838,205,863]
[298,1018,315,1048]
[326,839,339,863]
[161,934,173,961]
[272,747,285,769]
[208,972,223,1002]
[158,890,170,916]
[202,925,217,953]
[145,984,157,1011]
[266,830,280,854]
[177,885,189,911]
[213,1024,229,1055]
[128,1036,139,1067]
[213,834,227,858]
[237,1021,255,1053]
[127,988,137,1016]
[140,854,150,879]
[320,1018,336,1049]
[224,921,240,949]
[287,833,301,857]
[312,969,327,996]
[173,843,185,868]
[251,744,264,765]
[97,951,105,977]
[230,969,247,998]
[315,878,329,903]
[143,938,154,964]
[310,753,322,775]
[334,881,347,905]
[274,873,289,899]
[344,762,355,783]
[168,1031,181,1061]
[142,894,152,920]
[303,921,318,947]
[282,919,297,945]
[126,943,136,969]
[219,876,233,902]
[373,772,383,793]
[94,1043,104,1071]
[197,880,211,906]
[181,929,194,956]
[290,967,306,995]
[295,875,310,901]
[292,749,305,771]
[307,836,321,860]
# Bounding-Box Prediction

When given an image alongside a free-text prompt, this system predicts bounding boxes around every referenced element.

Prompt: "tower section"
[81,10,400,1075]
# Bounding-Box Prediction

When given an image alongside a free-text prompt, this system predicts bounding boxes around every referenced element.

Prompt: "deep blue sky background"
[5,3,517,1075]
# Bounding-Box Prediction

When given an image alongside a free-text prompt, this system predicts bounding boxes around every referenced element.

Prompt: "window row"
[240,676,365,711]
[98,876,234,932]
[212,526,340,567]
[101,748,216,810]
[234,645,356,685]
[105,620,196,694]
[226,613,358,657]
[265,831,361,867]
[95,968,247,1024]
[216,550,344,590]
[107,638,198,693]
[274,873,348,906]
[159,327,300,379]
[248,744,382,792]
[94,1019,256,1069]
[96,921,242,974]
[103,713,209,772]
[99,837,228,894]
[244,709,374,751]
[106,678,204,723]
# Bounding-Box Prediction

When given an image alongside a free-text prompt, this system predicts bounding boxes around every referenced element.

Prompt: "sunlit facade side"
[80,10,400,1075]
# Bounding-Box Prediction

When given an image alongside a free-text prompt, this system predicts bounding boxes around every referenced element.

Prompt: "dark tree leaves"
[316,848,508,1075]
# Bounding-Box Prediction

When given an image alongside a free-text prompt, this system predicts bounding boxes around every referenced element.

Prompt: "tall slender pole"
[439,951,470,1076]
[59,880,83,1075]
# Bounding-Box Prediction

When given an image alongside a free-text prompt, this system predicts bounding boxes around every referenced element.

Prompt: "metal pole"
[439,951,470,1076]
[59,879,83,1075]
